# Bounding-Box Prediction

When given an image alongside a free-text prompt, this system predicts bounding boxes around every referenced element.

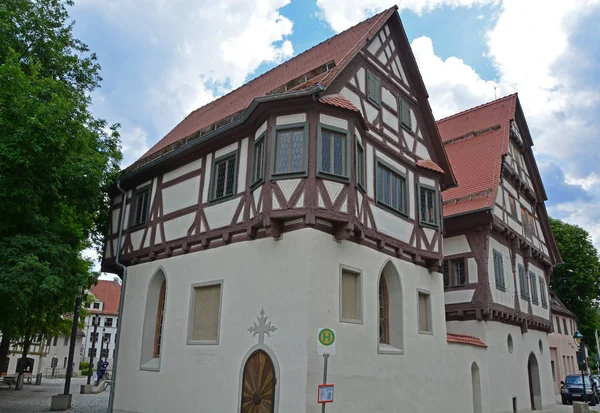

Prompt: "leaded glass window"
[320,129,347,176]
[376,162,406,214]
[212,154,236,200]
[419,186,437,226]
[275,128,304,174]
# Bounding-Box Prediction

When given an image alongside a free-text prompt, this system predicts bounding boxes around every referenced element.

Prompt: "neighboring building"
[0,331,84,377]
[101,6,559,413]
[82,279,121,370]
[549,294,582,393]
[439,94,561,411]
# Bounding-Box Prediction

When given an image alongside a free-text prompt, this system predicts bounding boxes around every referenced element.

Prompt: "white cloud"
[75,0,294,164]
[315,0,496,33]
[120,126,150,167]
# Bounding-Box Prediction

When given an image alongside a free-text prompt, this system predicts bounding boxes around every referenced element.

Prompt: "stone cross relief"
[248,308,277,344]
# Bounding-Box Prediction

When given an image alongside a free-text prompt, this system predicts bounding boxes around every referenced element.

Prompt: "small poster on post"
[318,384,334,403]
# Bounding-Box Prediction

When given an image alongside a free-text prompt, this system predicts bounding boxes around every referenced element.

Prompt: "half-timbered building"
[439,94,561,411]
[103,7,559,413]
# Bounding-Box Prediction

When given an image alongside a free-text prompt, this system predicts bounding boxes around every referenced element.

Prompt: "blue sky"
[69,0,600,265]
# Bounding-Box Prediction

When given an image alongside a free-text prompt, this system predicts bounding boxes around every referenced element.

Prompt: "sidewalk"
[0,377,109,413]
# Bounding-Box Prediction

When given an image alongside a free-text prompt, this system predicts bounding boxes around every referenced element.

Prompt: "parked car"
[561,375,598,405]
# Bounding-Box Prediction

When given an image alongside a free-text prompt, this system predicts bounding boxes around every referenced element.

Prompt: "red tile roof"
[319,94,360,113]
[90,280,122,316]
[141,6,398,161]
[447,333,487,348]
[416,159,444,174]
[438,94,518,217]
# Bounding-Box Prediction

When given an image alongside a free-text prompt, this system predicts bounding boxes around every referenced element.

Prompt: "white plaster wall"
[489,237,516,308]
[444,235,471,256]
[446,320,555,412]
[163,159,202,183]
[444,289,475,304]
[162,177,201,215]
[113,231,312,413]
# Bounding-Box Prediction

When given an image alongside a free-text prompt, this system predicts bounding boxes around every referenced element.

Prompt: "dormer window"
[131,186,151,227]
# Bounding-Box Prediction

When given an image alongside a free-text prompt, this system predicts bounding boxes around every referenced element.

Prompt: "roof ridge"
[436,93,518,124]
[182,7,396,122]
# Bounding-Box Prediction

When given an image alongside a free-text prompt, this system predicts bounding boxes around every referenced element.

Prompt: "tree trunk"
[15,337,31,391]
[0,334,10,375]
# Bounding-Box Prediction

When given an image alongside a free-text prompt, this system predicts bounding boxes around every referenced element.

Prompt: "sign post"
[317,328,336,413]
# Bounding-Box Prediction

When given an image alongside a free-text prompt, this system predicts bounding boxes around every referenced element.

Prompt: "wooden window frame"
[375,159,408,217]
[417,290,433,335]
[270,122,309,179]
[339,265,363,324]
[367,70,381,108]
[418,184,439,228]
[186,280,224,345]
[443,258,466,288]
[316,123,351,183]
[493,250,506,291]
[400,98,412,131]
[356,139,366,192]
[153,280,166,358]
[130,184,151,229]
[508,195,518,218]
[518,264,529,299]
[250,133,267,189]
[378,276,390,345]
[209,152,238,203]
[529,271,539,305]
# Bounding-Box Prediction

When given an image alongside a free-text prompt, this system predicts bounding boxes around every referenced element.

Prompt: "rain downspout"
[107,178,128,413]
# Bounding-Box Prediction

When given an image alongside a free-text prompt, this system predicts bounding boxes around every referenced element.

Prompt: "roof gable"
[139,7,398,164]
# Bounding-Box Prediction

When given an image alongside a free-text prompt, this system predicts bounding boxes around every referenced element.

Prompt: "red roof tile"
[90,280,121,316]
[438,94,518,217]
[141,6,398,161]
[447,333,487,348]
[416,159,444,174]
[319,94,360,113]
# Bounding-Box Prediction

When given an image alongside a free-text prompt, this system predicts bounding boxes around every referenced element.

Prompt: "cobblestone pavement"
[0,377,108,413]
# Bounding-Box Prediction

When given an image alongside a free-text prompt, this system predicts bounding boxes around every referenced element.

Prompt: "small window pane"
[252,138,265,184]
[321,131,331,172]
[341,270,360,321]
[376,162,406,214]
[275,128,304,174]
[277,131,291,173]
[291,130,304,171]
[133,188,150,226]
[212,155,236,200]
[420,187,437,226]
[192,284,221,342]
[333,134,344,175]
[452,259,465,286]
[356,143,365,188]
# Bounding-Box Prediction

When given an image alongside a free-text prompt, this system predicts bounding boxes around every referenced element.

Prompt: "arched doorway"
[240,350,276,413]
[528,353,542,410]
[471,362,482,413]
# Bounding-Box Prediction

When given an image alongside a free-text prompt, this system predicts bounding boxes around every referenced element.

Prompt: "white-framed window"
[375,160,407,216]
[317,124,350,181]
[210,153,237,202]
[339,266,362,324]
[417,290,432,334]
[187,280,223,345]
[271,123,309,178]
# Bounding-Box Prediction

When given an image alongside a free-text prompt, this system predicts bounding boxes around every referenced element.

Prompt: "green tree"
[0,0,121,382]
[550,218,600,344]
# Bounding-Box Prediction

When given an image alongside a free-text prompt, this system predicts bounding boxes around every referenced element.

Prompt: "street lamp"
[574,331,589,403]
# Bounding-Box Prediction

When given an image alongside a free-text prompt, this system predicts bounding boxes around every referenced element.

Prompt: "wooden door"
[241,350,276,413]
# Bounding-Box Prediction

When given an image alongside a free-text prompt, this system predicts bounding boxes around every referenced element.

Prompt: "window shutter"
[367,70,380,106]
[401,98,412,129]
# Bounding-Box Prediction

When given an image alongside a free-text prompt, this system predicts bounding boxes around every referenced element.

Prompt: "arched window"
[141,269,166,370]
[378,261,403,354]
[379,277,389,344]
[153,280,166,358]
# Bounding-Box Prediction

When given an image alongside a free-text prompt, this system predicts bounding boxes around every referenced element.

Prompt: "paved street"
[0,377,108,413]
